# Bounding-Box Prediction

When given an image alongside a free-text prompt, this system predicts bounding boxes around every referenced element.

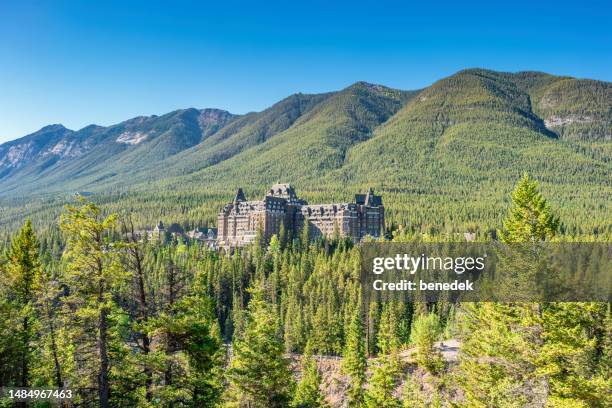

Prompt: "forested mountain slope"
[0,69,610,236]
[0,108,236,193]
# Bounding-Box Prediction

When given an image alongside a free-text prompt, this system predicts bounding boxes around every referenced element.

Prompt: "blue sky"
[1,0,610,142]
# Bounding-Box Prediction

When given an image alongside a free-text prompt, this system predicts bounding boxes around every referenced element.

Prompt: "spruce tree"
[366,304,402,408]
[164,294,224,407]
[539,302,610,406]
[498,173,559,243]
[366,298,378,357]
[0,293,21,386]
[120,218,154,401]
[36,261,67,390]
[60,198,127,408]
[226,283,294,407]
[459,174,559,406]
[343,307,367,407]
[284,291,304,353]
[5,219,41,388]
[293,342,328,408]
[411,313,443,374]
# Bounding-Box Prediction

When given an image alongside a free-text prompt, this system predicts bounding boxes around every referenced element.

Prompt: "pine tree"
[5,219,41,388]
[539,302,611,407]
[498,173,559,243]
[411,313,443,374]
[226,283,294,407]
[458,174,560,406]
[36,262,67,390]
[163,294,224,407]
[377,302,401,356]
[366,303,402,408]
[153,249,191,406]
[458,302,546,407]
[120,217,154,402]
[301,221,311,251]
[0,292,21,386]
[293,342,328,408]
[343,307,367,407]
[60,198,128,408]
[284,291,304,353]
[269,234,281,257]
[187,266,225,407]
[366,298,378,357]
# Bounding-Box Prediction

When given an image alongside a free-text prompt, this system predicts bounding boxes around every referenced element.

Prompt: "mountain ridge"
[0,69,610,235]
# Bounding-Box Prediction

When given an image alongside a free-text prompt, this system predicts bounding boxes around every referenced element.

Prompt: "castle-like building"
[217,184,384,249]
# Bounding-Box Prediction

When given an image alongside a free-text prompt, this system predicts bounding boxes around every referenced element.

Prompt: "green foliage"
[0,200,227,406]
[499,173,559,242]
[539,303,611,407]
[377,302,402,355]
[457,302,546,407]
[366,303,403,407]
[2,69,609,241]
[366,359,402,408]
[343,307,367,407]
[0,167,610,406]
[59,197,128,407]
[411,313,444,374]
[458,176,610,407]
[402,373,427,408]
[457,176,556,406]
[293,343,328,408]
[226,283,295,407]
[154,293,224,407]
[1,219,41,387]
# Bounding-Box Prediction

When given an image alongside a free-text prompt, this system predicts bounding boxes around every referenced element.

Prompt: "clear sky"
[1,0,610,142]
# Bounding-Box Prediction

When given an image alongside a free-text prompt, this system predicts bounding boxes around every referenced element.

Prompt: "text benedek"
[373,279,474,291]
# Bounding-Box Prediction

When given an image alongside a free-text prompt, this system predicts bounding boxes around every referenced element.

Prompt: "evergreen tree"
[0,292,21,386]
[120,218,154,402]
[36,262,67,390]
[343,307,367,407]
[498,173,559,243]
[366,298,378,357]
[161,294,224,407]
[5,219,41,388]
[539,302,611,406]
[60,198,128,408]
[152,249,191,406]
[187,266,225,407]
[226,283,294,407]
[377,302,401,355]
[458,175,560,406]
[293,342,328,408]
[284,291,304,353]
[411,313,443,374]
[269,234,281,257]
[301,221,311,251]
[458,302,546,407]
[366,303,402,408]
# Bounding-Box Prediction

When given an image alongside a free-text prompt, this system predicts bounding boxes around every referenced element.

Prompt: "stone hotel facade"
[217,184,384,249]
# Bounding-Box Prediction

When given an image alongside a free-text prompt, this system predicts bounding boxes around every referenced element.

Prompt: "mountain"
[0,124,74,178]
[0,69,610,235]
[0,108,236,193]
